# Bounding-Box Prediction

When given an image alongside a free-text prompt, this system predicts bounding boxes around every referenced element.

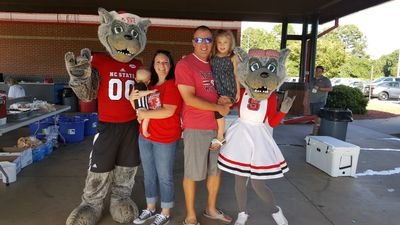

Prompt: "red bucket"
[79,99,97,113]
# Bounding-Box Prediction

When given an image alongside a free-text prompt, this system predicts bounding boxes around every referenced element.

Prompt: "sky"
[241,0,400,59]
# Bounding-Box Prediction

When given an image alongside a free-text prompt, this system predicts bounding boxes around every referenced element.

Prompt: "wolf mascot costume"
[64,8,151,225]
[217,48,295,225]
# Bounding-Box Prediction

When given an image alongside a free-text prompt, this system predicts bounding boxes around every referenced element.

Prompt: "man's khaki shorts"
[182,129,218,181]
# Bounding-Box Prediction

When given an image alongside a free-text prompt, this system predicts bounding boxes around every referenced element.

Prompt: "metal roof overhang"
[0,0,392,24]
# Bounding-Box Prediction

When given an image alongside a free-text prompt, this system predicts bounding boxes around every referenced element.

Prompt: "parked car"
[365,81,400,100]
[348,80,365,91]
[285,77,299,82]
[371,77,400,84]
[363,77,400,96]
[331,78,361,86]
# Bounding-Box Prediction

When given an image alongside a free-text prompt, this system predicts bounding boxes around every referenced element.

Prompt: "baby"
[132,69,160,137]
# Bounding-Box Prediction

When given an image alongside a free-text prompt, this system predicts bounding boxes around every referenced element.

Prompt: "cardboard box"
[0,156,21,183]
[305,136,360,177]
[2,146,30,152]
[1,147,33,168]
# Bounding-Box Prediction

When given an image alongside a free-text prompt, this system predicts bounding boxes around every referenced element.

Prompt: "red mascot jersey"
[91,52,142,122]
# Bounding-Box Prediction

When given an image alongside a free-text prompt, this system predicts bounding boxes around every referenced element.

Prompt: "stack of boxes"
[0,146,33,184]
[0,139,53,185]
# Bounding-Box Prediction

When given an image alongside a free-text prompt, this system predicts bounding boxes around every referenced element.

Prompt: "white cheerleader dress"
[218,89,289,180]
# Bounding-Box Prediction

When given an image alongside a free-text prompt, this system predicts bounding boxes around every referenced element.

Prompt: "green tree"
[373,50,399,78]
[240,24,398,81]
[338,55,372,79]
[240,26,301,77]
[241,27,279,52]
[286,40,301,76]
[271,24,296,38]
[316,35,346,78]
[330,25,368,57]
[316,24,372,79]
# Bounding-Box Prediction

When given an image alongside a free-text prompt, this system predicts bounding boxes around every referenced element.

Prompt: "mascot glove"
[280,91,296,114]
[65,48,92,81]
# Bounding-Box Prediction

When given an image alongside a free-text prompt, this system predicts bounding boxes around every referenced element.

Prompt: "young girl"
[210,29,240,150]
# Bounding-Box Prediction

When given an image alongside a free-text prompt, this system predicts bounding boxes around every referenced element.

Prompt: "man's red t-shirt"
[175,54,218,130]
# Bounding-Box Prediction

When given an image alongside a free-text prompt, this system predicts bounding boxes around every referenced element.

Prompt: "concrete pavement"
[0,116,399,225]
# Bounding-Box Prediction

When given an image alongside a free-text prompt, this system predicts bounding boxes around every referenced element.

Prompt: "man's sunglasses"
[194,37,213,44]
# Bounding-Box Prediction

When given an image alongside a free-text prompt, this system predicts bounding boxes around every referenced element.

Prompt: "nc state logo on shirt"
[247,98,260,111]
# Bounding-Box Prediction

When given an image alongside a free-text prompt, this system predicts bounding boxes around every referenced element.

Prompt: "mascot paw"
[65,48,92,78]
[110,198,139,223]
[280,91,296,114]
[66,204,101,225]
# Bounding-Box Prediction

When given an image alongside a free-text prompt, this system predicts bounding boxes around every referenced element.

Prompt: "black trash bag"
[319,108,353,122]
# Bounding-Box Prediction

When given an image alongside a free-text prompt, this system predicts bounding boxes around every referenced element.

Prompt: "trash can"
[319,108,353,141]
[62,88,78,112]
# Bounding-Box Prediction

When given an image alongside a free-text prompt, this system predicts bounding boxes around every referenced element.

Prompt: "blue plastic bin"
[29,116,56,139]
[79,113,98,136]
[58,116,85,143]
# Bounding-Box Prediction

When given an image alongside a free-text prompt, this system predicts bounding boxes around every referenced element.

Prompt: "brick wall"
[0,21,238,82]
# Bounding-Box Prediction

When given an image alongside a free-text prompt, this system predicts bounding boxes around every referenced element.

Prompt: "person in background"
[306,65,332,134]
[209,29,240,150]
[130,50,182,225]
[4,76,25,99]
[175,25,232,225]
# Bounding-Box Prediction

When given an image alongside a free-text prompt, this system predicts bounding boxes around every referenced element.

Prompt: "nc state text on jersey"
[109,72,135,78]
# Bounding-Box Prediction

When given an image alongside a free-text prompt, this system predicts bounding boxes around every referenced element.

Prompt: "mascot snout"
[260,72,269,78]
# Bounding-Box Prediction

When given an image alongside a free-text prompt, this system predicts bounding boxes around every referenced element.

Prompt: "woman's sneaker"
[234,212,249,225]
[133,209,156,224]
[151,214,170,225]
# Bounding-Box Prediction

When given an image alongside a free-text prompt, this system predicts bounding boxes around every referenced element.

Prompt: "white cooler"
[305,136,360,177]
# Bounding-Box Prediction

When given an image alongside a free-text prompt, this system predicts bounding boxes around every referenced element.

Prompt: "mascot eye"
[114,26,124,34]
[267,64,277,72]
[250,63,260,72]
[131,29,139,39]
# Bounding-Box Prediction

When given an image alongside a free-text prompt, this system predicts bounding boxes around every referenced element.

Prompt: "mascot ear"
[233,47,249,63]
[98,8,113,24]
[277,48,291,88]
[279,48,290,66]
[138,19,151,34]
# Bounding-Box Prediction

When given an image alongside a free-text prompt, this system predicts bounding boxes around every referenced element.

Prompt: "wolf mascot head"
[234,47,290,101]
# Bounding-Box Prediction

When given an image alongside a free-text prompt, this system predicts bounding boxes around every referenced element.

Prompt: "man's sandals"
[203,209,232,224]
[209,138,226,151]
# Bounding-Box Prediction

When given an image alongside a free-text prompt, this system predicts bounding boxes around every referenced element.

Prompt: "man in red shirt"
[175,25,232,225]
